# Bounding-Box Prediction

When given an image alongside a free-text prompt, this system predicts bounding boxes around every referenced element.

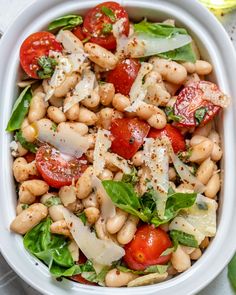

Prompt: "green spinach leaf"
[228,254,236,292]
[164,106,183,123]
[158,43,196,63]
[48,14,83,31]
[195,107,207,125]
[117,264,168,275]
[122,167,138,186]
[15,131,38,153]
[170,230,198,249]
[37,56,57,79]
[44,196,61,207]
[6,86,32,132]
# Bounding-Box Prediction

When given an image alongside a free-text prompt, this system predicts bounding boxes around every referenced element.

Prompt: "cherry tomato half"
[20,31,63,79]
[123,225,172,271]
[110,118,150,160]
[72,26,86,41]
[148,124,186,154]
[174,81,221,127]
[82,1,129,50]
[106,59,141,96]
[35,145,87,188]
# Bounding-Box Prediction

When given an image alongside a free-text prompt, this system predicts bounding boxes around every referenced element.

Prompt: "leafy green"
[6,86,32,132]
[195,107,207,125]
[51,122,57,132]
[21,204,29,210]
[117,264,169,275]
[101,6,116,22]
[102,23,113,34]
[164,106,183,123]
[196,201,208,211]
[76,212,87,225]
[102,180,197,226]
[37,56,57,79]
[158,43,196,63]
[170,230,198,249]
[228,254,236,292]
[122,167,138,186]
[81,266,110,285]
[15,131,38,153]
[44,196,61,207]
[23,218,74,277]
[48,14,83,31]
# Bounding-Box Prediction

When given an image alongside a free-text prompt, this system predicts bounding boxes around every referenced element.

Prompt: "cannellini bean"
[64,96,80,121]
[112,93,130,112]
[54,73,78,97]
[191,40,201,60]
[167,265,178,276]
[33,85,44,95]
[76,166,94,199]
[132,151,144,167]
[97,107,113,129]
[82,87,100,109]
[84,207,100,224]
[40,192,57,204]
[190,248,202,260]
[28,92,47,123]
[10,203,48,235]
[184,73,200,86]
[113,171,124,181]
[99,169,113,180]
[106,208,129,234]
[195,60,213,75]
[208,130,220,145]
[117,215,139,245]
[149,57,187,84]
[200,237,210,249]
[21,125,37,142]
[147,112,167,129]
[13,142,28,157]
[189,139,213,163]
[196,158,215,184]
[95,217,110,240]
[146,83,170,107]
[13,157,37,182]
[136,102,157,120]
[49,96,64,108]
[99,82,115,106]
[171,245,191,272]
[168,167,177,181]
[82,192,99,208]
[49,205,65,222]
[159,223,169,232]
[112,110,124,120]
[84,43,118,70]
[181,246,195,255]
[57,122,88,136]
[78,106,98,125]
[105,269,138,287]
[59,185,77,206]
[84,133,96,149]
[85,149,94,163]
[50,220,71,237]
[47,106,66,124]
[163,82,181,96]
[190,135,208,147]
[19,180,49,204]
[204,173,220,199]
[211,144,223,162]
[182,62,196,74]
[193,121,212,137]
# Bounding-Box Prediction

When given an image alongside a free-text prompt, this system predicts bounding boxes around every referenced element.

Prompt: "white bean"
[99,82,115,106]
[204,173,220,199]
[10,203,48,235]
[193,121,212,137]
[105,269,138,287]
[195,60,212,75]
[19,180,49,204]
[196,157,215,184]
[184,73,200,86]
[112,93,130,112]
[208,130,220,145]
[147,112,167,129]
[190,135,208,147]
[168,167,177,181]
[50,220,71,237]
[21,125,37,143]
[78,107,98,125]
[49,205,65,222]
[97,107,113,129]
[82,87,100,109]
[82,192,99,208]
[57,122,88,136]
[54,73,78,98]
[76,166,94,199]
[132,151,144,167]
[47,106,66,124]
[28,92,47,123]
[189,139,213,163]
[64,96,80,121]
[84,207,100,224]
[117,215,139,245]
[49,96,64,108]
[99,169,113,180]
[190,248,202,260]
[211,143,223,162]
[171,245,191,272]
[182,62,196,74]
[113,171,124,181]
[106,208,129,234]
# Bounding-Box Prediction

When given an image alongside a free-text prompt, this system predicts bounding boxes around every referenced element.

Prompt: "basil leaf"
[228,254,236,292]
[48,14,83,31]
[195,107,207,125]
[44,196,61,207]
[23,218,75,277]
[6,86,32,132]
[170,230,198,249]
[15,131,38,153]
[21,204,29,210]
[101,6,116,22]
[164,106,183,123]
[76,212,87,225]
[37,56,57,79]
[117,264,169,275]
[122,167,138,186]
[160,247,174,256]
[102,23,113,34]
[51,122,57,132]
[158,43,196,63]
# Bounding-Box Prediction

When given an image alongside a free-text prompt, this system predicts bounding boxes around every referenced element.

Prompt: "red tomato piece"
[148,124,186,154]
[82,1,129,50]
[106,59,141,96]
[20,31,63,79]
[110,118,150,160]
[35,145,87,188]
[123,225,172,271]
[72,26,86,41]
[174,81,221,127]
[24,152,36,163]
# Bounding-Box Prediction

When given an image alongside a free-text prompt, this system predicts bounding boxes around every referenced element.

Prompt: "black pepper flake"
[129,137,135,144]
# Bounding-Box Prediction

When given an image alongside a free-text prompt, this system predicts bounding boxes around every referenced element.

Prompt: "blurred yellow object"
[199,0,236,15]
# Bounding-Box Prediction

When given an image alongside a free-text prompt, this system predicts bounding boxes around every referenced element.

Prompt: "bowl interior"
[0,1,236,295]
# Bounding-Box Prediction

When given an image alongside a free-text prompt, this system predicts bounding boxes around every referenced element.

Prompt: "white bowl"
[0,1,236,294]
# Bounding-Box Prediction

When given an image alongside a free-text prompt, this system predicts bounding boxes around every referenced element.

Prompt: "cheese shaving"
[113,18,129,59]
[93,129,111,176]
[105,152,131,174]
[63,208,125,265]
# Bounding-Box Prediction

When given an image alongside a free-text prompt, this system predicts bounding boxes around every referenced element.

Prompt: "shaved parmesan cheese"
[93,129,111,176]
[105,152,131,174]
[63,208,125,265]
[64,69,96,112]
[91,175,116,220]
[169,216,205,245]
[113,18,129,59]
[35,120,90,157]
[45,52,72,101]
[128,272,168,287]
[180,194,218,237]
[198,82,230,108]
[143,138,169,218]
[10,140,19,157]
[125,62,153,112]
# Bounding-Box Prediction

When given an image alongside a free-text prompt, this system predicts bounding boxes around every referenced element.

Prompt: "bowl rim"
[0,1,236,295]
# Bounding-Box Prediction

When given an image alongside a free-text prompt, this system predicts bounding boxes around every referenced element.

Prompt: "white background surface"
[0,0,235,294]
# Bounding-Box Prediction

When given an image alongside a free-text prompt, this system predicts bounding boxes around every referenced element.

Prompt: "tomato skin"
[35,145,87,188]
[20,31,63,79]
[148,124,186,154]
[123,225,172,271]
[82,2,129,50]
[24,152,36,163]
[72,26,86,41]
[106,59,141,96]
[174,81,221,127]
[110,118,150,160]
